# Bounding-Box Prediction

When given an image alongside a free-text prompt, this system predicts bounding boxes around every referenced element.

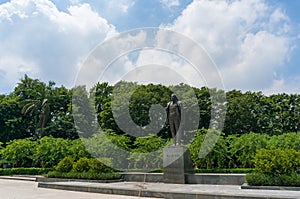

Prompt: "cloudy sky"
[0,0,299,95]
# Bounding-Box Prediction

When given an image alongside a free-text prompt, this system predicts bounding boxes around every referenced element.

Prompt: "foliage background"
[0,75,300,170]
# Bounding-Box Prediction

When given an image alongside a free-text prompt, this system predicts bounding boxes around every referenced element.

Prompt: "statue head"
[171,94,178,102]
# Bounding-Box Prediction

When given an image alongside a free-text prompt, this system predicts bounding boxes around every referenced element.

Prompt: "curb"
[241,183,300,191]
[0,175,37,181]
[36,176,123,183]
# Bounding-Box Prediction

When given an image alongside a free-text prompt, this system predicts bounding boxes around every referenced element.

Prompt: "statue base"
[163,145,193,184]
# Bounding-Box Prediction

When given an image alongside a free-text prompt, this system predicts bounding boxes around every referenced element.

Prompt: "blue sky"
[0,0,299,94]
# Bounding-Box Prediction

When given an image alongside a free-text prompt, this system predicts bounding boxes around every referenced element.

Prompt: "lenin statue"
[166,94,183,146]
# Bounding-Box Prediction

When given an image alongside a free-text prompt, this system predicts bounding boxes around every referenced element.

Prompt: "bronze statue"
[166,94,183,146]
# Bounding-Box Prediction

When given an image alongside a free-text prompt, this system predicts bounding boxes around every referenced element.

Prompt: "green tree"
[16,75,51,138]
[72,86,97,138]
[189,128,229,169]
[33,137,70,167]
[92,82,113,124]
[0,95,29,143]
[127,135,169,169]
[22,98,50,138]
[265,93,300,134]
[15,75,77,139]
[132,135,166,153]
[101,81,170,138]
[224,90,264,135]
[83,130,131,169]
[228,132,269,168]
[33,136,90,168]
[129,83,170,138]
[44,86,78,139]
[267,133,300,151]
[194,86,211,129]
[0,138,36,167]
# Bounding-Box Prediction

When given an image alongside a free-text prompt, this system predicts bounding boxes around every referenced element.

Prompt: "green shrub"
[33,137,91,168]
[193,168,254,174]
[54,157,113,173]
[228,133,269,168]
[246,173,272,186]
[82,132,130,169]
[72,157,90,173]
[0,138,36,167]
[128,152,163,170]
[126,135,167,170]
[0,137,91,169]
[97,158,113,167]
[253,149,300,175]
[0,168,52,176]
[54,157,74,173]
[246,173,300,186]
[267,133,300,151]
[88,158,113,173]
[0,159,13,168]
[189,128,229,169]
[47,171,121,180]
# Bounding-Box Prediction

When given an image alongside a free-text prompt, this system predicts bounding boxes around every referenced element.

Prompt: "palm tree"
[22,98,50,138]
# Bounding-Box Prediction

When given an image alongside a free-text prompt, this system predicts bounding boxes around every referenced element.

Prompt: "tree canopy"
[0,75,299,145]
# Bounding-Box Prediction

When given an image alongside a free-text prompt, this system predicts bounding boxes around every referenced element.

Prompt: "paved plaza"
[0,179,153,199]
[38,181,300,199]
[1,177,300,199]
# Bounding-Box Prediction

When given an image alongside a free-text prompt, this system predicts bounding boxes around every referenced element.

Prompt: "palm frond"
[41,98,48,107]
[21,102,36,115]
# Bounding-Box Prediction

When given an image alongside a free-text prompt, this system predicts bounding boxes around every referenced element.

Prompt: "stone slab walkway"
[0,179,154,199]
[38,181,300,199]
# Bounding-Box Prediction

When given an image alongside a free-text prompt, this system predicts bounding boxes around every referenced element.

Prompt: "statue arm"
[165,102,170,124]
[178,102,184,125]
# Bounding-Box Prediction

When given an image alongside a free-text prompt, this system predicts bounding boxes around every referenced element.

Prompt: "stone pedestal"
[163,146,193,184]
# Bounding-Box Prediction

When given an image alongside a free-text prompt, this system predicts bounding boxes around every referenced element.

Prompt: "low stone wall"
[122,173,163,183]
[36,173,246,185]
[36,176,123,183]
[122,172,246,185]
[241,183,300,191]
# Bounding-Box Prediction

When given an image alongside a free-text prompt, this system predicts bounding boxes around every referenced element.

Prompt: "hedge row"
[253,149,300,175]
[49,157,121,180]
[246,173,300,187]
[193,168,254,174]
[246,149,300,186]
[47,171,122,180]
[0,168,52,176]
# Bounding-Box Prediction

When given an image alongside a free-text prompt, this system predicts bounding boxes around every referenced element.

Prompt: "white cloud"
[134,49,203,86]
[87,28,218,89]
[0,0,296,95]
[221,31,289,88]
[0,0,116,93]
[162,0,293,92]
[160,0,180,8]
[107,0,135,13]
[266,8,291,35]
[75,30,148,89]
[263,77,300,95]
[0,55,40,93]
[69,0,80,4]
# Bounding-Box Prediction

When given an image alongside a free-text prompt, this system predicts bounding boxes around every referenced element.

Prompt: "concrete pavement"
[38,181,300,199]
[0,179,154,199]
[1,176,300,199]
